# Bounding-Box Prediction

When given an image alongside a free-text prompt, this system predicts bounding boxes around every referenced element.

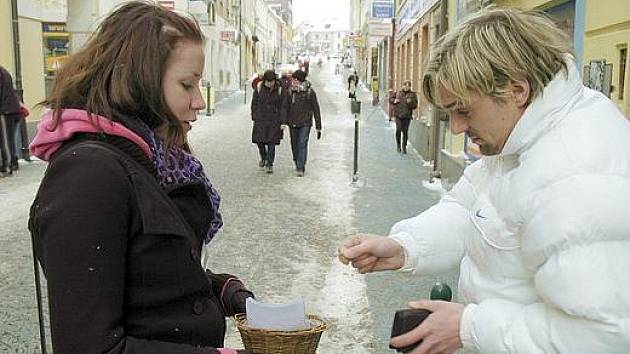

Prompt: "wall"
[583,0,630,116]
[394,2,442,162]
[0,1,15,76]
[19,17,46,120]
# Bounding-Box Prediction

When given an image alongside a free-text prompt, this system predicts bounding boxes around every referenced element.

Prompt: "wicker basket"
[234,314,329,354]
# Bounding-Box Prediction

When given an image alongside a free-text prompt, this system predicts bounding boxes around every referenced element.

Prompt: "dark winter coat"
[0,66,20,115]
[284,81,322,130]
[251,81,284,144]
[29,134,252,354]
[390,90,418,119]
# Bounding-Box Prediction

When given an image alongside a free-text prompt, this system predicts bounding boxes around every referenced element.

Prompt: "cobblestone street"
[0,62,458,353]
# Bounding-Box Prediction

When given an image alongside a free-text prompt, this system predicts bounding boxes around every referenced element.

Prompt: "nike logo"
[475,209,487,219]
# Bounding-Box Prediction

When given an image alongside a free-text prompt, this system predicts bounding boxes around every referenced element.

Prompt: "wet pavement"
[0,61,458,354]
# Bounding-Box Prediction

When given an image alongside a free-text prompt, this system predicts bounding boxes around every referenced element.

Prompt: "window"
[620,47,627,100]
[207,3,216,25]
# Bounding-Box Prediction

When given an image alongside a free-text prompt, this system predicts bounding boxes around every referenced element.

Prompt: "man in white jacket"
[339,7,630,354]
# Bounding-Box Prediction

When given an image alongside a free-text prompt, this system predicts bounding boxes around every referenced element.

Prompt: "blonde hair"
[423,7,573,108]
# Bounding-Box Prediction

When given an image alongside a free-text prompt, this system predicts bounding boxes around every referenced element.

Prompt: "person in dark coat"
[27,2,253,354]
[284,69,322,177]
[251,69,284,174]
[348,71,359,99]
[0,64,21,176]
[389,80,418,154]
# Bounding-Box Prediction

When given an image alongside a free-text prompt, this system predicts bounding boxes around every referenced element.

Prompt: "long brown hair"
[43,1,204,146]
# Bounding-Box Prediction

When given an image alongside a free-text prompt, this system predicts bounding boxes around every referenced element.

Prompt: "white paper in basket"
[245,298,309,331]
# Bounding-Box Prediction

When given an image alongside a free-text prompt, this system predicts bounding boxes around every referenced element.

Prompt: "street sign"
[158,1,175,10]
[372,1,394,19]
[220,31,236,42]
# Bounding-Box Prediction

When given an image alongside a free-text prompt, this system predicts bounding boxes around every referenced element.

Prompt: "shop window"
[620,46,627,100]
[207,3,216,25]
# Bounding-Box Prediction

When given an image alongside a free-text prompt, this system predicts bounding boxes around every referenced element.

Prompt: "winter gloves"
[206,270,255,316]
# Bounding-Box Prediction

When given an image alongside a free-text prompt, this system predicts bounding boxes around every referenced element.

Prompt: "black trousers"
[0,114,17,172]
[395,117,411,150]
[257,143,275,167]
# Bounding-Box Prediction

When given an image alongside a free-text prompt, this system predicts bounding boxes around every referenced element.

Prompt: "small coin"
[338,249,350,265]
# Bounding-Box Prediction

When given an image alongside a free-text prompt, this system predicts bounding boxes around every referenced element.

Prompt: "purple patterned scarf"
[147,131,223,244]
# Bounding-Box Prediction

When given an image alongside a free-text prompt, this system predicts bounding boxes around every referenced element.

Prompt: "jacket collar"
[500,57,583,157]
[30,108,152,161]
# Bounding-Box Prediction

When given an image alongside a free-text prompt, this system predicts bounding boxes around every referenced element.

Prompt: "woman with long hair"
[28,2,252,353]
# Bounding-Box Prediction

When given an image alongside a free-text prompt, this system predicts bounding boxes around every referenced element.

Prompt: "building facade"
[367,0,629,189]
[0,0,294,133]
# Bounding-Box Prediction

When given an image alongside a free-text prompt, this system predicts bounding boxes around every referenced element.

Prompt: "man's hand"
[390,300,465,354]
[394,99,400,104]
[337,234,405,273]
[317,130,322,140]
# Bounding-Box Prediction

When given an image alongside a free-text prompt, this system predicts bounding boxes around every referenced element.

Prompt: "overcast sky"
[293,0,349,29]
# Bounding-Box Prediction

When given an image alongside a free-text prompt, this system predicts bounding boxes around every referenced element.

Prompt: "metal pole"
[206,83,212,116]
[352,113,359,182]
[11,0,30,161]
[240,0,246,104]
[31,235,48,354]
[388,0,396,121]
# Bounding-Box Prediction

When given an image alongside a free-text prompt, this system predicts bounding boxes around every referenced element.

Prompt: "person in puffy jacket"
[389,80,418,154]
[28,2,253,354]
[283,69,322,177]
[339,8,630,354]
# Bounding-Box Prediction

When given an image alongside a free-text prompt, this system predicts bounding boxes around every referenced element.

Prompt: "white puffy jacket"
[389,61,630,353]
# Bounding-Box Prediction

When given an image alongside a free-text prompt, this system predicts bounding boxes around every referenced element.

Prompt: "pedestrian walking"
[28,2,253,353]
[14,102,30,163]
[0,64,21,176]
[284,69,322,177]
[389,80,418,154]
[339,8,630,354]
[251,69,284,174]
[348,71,359,99]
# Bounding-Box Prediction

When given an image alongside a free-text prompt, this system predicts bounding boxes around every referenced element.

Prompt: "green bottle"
[430,282,452,302]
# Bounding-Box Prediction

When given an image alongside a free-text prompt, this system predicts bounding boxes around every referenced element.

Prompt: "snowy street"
[0,62,458,354]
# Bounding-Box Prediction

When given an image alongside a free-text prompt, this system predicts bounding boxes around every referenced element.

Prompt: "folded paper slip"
[245,298,308,331]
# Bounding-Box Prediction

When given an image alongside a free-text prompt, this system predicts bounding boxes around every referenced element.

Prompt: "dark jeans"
[290,126,311,171]
[257,143,275,167]
[13,116,22,160]
[395,117,411,150]
[0,114,17,172]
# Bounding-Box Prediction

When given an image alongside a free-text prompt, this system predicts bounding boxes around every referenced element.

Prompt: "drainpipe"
[10,0,31,160]
[388,0,396,120]
[430,0,448,177]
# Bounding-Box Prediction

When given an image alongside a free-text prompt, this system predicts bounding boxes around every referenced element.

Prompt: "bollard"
[350,99,361,183]
[243,80,247,104]
[206,84,212,116]
[430,282,453,302]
